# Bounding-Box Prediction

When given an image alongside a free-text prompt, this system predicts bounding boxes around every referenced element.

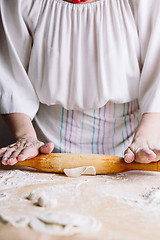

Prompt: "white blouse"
[0,0,160,119]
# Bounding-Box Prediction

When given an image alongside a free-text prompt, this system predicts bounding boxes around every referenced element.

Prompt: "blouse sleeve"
[134,0,160,114]
[0,0,41,120]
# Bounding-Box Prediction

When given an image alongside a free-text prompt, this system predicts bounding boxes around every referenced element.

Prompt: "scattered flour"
[1,168,160,235]
[0,170,55,190]
[142,188,160,206]
[0,192,7,199]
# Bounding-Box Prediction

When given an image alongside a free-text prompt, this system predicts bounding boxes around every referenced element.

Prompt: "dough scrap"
[26,190,44,201]
[64,166,96,177]
[27,190,58,208]
[29,211,101,235]
[37,196,58,208]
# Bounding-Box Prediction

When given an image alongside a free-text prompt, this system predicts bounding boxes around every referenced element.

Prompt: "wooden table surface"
[1,166,160,240]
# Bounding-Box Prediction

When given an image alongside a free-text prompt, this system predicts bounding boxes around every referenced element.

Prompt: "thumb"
[39,142,54,154]
[124,147,135,163]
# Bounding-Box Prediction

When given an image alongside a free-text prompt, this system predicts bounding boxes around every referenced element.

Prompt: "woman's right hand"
[0,137,54,166]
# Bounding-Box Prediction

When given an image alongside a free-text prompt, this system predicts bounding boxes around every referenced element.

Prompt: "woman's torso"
[28,0,140,111]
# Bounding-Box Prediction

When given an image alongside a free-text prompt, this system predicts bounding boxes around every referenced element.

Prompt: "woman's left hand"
[124,113,160,163]
[124,137,160,164]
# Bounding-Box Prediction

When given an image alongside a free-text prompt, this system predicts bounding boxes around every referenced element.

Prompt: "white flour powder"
[1,168,160,235]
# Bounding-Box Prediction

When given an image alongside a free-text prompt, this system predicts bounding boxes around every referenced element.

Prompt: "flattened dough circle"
[29,211,101,235]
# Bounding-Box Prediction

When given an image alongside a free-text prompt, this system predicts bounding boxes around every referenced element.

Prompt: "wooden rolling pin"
[1,153,160,174]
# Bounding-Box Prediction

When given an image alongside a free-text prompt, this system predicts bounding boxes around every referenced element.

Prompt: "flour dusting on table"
[1,168,160,236]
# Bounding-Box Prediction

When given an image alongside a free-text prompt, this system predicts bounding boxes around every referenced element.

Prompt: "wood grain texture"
[0,153,159,174]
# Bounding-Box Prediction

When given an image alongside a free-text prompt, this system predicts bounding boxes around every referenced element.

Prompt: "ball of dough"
[37,196,58,208]
[27,191,44,201]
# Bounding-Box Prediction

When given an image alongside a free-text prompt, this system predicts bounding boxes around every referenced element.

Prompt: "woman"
[0,0,160,165]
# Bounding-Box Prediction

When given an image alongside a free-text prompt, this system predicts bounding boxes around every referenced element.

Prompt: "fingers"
[1,139,26,165]
[124,142,160,164]
[0,147,7,158]
[17,142,54,162]
[17,147,40,162]
[0,138,47,166]
[39,143,54,154]
[7,158,18,166]
[3,143,25,164]
[1,140,54,166]
[17,142,54,161]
